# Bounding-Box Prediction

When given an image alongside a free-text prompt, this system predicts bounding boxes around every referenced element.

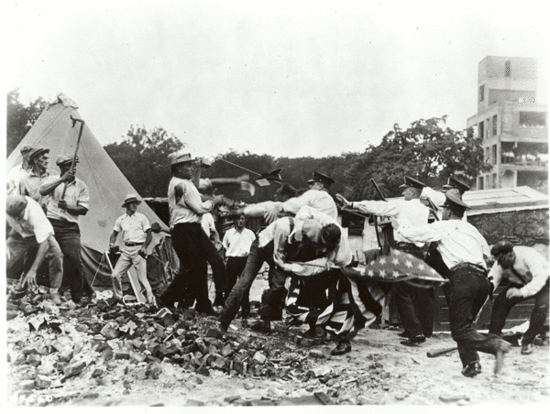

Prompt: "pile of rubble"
[9,286,393,405]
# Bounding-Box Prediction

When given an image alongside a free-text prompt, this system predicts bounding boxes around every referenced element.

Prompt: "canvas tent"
[6,94,178,291]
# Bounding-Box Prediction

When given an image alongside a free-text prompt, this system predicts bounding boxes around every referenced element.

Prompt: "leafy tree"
[104,126,185,197]
[342,116,492,200]
[6,89,47,156]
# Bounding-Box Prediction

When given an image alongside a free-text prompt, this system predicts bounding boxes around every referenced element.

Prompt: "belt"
[125,242,144,247]
[395,242,416,248]
[450,262,487,275]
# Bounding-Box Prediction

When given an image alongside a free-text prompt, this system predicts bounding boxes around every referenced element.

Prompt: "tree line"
[7,90,491,202]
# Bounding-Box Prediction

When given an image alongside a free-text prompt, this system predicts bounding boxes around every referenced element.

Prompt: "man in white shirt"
[39,155,94,304]
[421,176,471,207]
[397,194,511,377]
[222,213,256,316]
[488,241,549,356]
[7,145,33,195]
[218,206,350,332]
[109,194,155,304]
[6,195,64,304]
[158,153,224,315]
[264,171,338,223]
[336,175,434,346]
[19,147,52,210]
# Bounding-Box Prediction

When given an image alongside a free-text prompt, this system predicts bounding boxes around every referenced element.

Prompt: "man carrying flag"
[396,194,512,377]
[336,176,434,346]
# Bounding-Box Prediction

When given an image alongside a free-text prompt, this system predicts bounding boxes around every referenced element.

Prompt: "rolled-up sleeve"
[519,253,549,297]
[27,202,54,244]
[180,181,213,214]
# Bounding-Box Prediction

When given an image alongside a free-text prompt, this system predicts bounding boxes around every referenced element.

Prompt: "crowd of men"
[6,145,549,379]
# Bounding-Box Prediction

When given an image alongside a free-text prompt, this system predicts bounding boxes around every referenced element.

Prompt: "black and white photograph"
[3,0,549,408]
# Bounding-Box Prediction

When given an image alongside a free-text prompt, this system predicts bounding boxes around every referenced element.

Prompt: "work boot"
[461,362,482,378]
[49,289,62,305]
[494,340,512,375]
[331,340,352,356]
[398,330,411,338]
[304,326,326,338]
[521,343,534,355]
[9,284,27,302]
[250,320,271,333]
[400,334,426,346]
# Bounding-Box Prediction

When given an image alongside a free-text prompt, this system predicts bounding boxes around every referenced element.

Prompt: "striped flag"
[284,249,445,337]
[341,248,446,287]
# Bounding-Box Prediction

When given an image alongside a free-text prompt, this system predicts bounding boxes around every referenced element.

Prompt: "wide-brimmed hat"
[6,195,28,218]
[56,154,79,166]
[169,152,197,167]
[20,146,34,155]
[28,147,50,162]
[122,193,142,207]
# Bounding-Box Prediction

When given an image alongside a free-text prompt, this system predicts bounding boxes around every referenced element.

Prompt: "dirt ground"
[4,271,550,408]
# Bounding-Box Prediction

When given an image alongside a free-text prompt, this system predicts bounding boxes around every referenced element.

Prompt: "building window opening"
[492,115,497,136]
[492,144,497,164]
[479,122,484,138]
[519,112,546,128]
[479,84,485,102]
[505,60,511,77]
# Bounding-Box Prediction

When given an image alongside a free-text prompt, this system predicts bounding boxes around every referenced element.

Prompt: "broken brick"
[114,349,131,360]
[34,375,52,389]
[63,361,87,379]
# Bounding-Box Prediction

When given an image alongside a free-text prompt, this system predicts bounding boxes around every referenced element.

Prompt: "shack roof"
[463,186,548,216]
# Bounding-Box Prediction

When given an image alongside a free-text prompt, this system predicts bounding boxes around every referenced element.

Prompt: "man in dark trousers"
[39,155,95,303]
[488,240,549,356]
[397,194,512,377]
[336,176,434,346]
[6,195,64,304]
[158,153,224,316]
[222,213,256,316]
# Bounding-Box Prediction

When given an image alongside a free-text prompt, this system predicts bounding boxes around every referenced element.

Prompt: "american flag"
[285,250,446,335]
[341,248,446,287]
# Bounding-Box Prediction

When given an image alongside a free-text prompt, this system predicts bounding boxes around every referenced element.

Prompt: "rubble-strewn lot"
[5,281,550,407]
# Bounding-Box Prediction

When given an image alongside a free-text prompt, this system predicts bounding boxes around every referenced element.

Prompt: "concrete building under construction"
[466,56,548,191]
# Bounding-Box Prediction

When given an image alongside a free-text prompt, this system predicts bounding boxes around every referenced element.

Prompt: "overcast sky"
[5,1,548,159]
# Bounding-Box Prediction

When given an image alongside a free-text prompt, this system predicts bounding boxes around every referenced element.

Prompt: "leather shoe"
[304,326,326,338]
[331,340,352,356]
[494,340,512,375]
[461,361,482,378]
[521,343,534,355]
[400,335,426,346]
[398,331,411,338]
[250,320,271,333]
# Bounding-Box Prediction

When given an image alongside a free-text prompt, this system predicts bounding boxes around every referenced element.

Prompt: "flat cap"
[56,154,79,166]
